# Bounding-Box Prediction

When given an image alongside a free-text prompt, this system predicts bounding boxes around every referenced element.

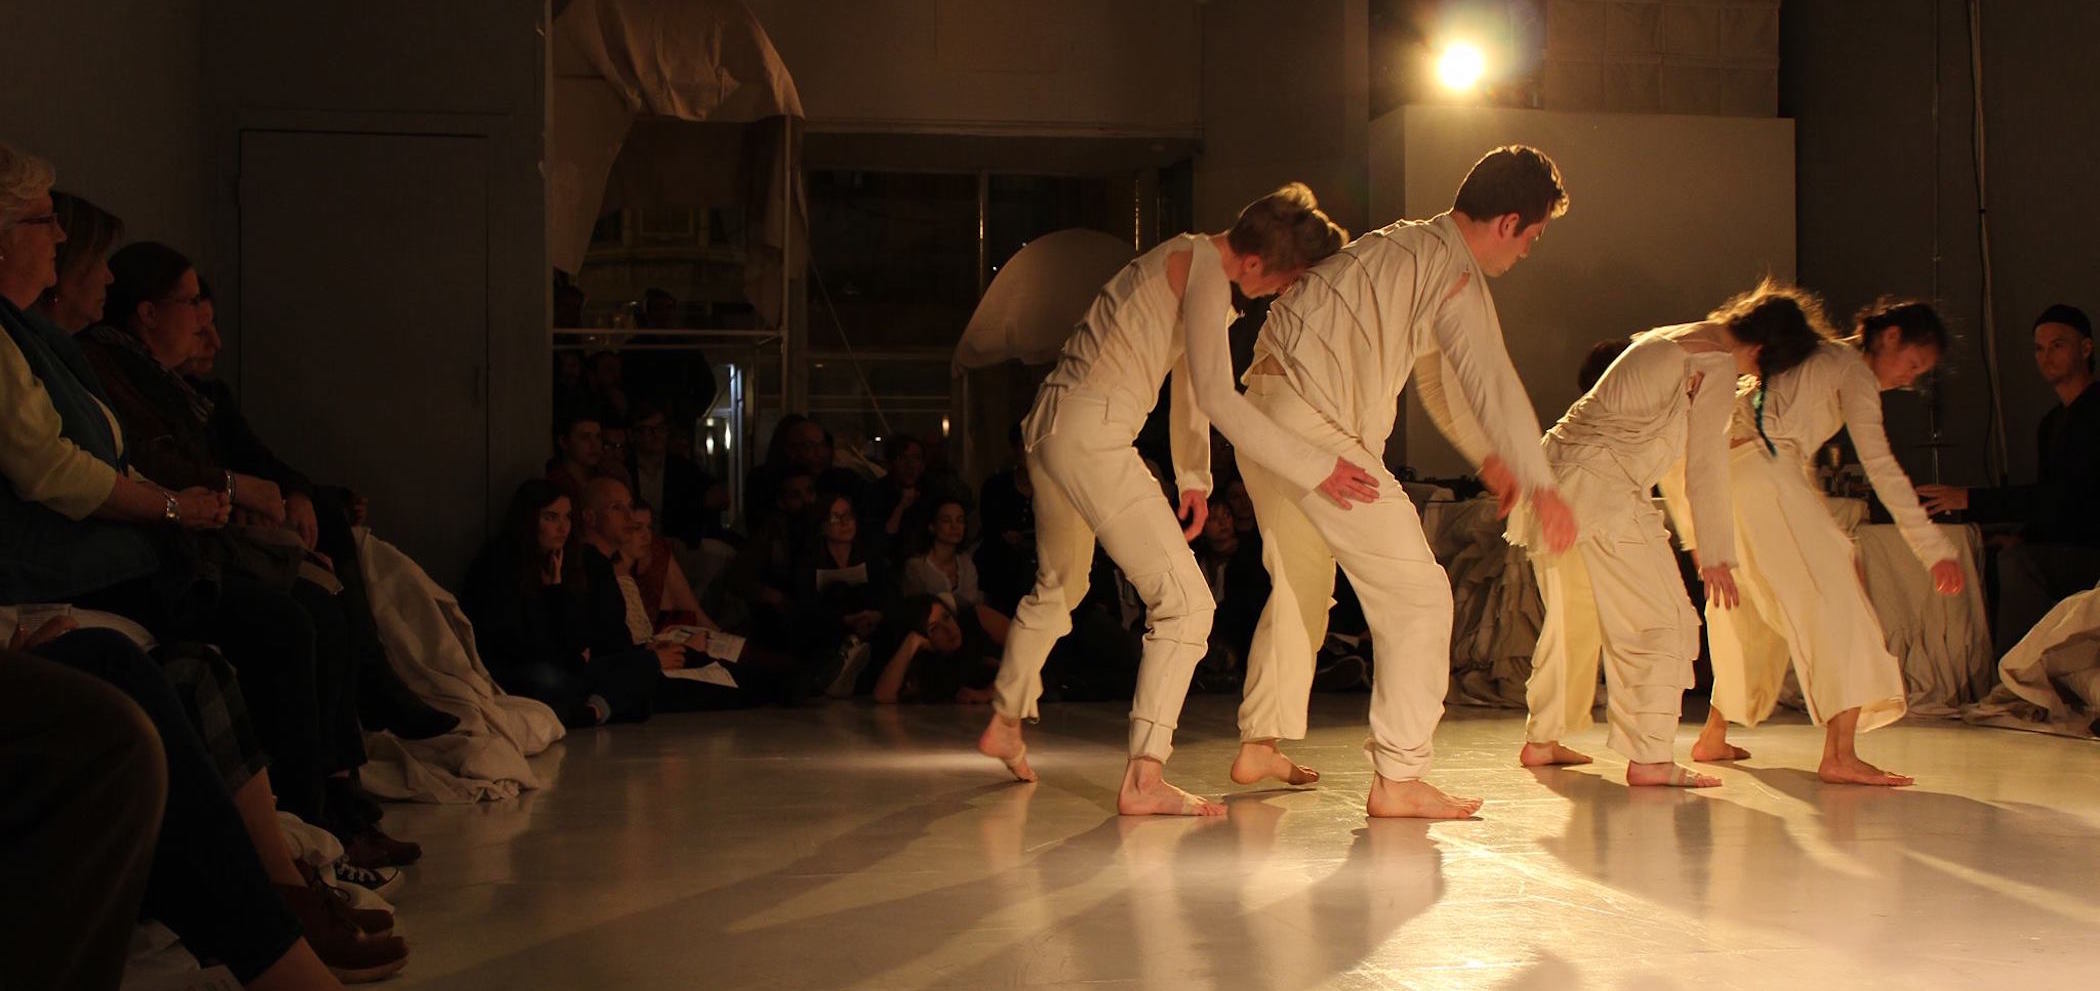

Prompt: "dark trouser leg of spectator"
[0,650,167,991]
[590,649,663,723]
[313,489,458,739]
[32,630,306,984]
[1994,542,2100,657]
[197,576,329,824]
[290,579,370,776]
[491,659,589,724]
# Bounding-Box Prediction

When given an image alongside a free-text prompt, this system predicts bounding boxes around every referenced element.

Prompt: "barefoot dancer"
[1519,282,1830,788]
[1232,146,1580,819]
[1680,299,1963,786]
[976,184,1375,816]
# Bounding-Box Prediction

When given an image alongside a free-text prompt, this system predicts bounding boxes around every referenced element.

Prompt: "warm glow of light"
[1436,41,1486,93]
[940,416,951,437]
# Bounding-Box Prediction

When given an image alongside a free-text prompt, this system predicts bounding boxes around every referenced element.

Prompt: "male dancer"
[1232,146,1580,818]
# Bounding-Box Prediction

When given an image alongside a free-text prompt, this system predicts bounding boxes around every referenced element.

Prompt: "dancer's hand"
[1917,484,1968,515]
[1701,564,1740,609]
[1479,457,1519,518]
[1317,458,1379,508]
[1532,488,1579,555]
[1178,489,1208,542]
[1930,559,1965,596]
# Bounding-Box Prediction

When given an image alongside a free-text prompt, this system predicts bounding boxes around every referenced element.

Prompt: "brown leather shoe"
[313,929,409,984]
[285,862,395,936]
[344,827,423,869]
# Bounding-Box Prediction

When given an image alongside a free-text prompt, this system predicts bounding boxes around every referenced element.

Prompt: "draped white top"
[1250,214,1556,495]
[1728,340,1954,566]
[1035,233,1335,494]
[1544,326,1740,567]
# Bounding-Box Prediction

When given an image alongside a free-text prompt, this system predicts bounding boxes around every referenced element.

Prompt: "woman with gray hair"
[2,142,404,986]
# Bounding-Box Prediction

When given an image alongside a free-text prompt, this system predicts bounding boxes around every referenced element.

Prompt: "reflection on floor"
[380,695,2100,990]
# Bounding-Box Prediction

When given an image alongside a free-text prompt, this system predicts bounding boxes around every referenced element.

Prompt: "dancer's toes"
[1625,762,1721,788]
[1229,741,1320,787]
[1690,739,1752,762]
[1366,776,1482,819]
[976,716,1037,783]
[1118,777,1225,817]
[1819,755,1913,787]
[1519,742,1593,767]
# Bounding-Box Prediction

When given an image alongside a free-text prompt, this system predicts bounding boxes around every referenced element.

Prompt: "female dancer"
[975,184,1378,815]
[1519,281,1831,787]
[1684,298,1963,785]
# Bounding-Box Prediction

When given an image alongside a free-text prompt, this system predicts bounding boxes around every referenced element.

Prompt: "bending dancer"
[975,184,1376,816]
[1233,146,1579,819]
[1683,299,1963,785]
[1519,281,1830,787]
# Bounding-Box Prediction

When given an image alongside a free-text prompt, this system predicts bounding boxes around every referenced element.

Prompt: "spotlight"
[1436,41,1486,93]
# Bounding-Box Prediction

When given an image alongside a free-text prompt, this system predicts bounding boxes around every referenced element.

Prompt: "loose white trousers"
[1708,443,1907,732]
[1525,499,1698,764]
[1236,375,1454,781]
[990,392,1214,762]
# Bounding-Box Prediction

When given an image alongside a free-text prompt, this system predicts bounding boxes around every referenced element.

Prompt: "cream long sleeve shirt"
[0,328,124,520]
[1731,340,1954,566]
[1038,233,1335,494]
[1248,214,1556,495]
[1552,326,1740,567]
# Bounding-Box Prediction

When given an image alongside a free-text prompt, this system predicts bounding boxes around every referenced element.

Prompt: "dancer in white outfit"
[1234,146,1580,819]
[1682,298,1964,785]
[1519,282,1831,788]
[975,184,1380,816]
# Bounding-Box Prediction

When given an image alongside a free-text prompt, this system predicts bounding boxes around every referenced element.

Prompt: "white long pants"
[1525,499,1698,764]
[1709,443,1907,732]
[1236,375,1454,781]
[990,392,1214,762]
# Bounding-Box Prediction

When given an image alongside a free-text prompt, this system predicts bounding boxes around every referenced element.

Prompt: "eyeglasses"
[826,512,854,523]
[161,294,206,308]
[11,213,60,229]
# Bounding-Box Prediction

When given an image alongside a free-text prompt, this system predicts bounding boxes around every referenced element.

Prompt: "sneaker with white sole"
[332,861,403,898]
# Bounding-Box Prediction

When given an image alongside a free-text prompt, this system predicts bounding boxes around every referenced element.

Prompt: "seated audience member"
[794,491,894,684]
[83,240,404,852]
[1194,490,1270,671]
[546,406,605,513]
[628,501,708,630]
[577,477,780,709]
[863,434,966,558]
[975,422,1038,614]
[1222,476,1259,546]
[21,620,406,985]
[748,414,864,517]
[597,416,633,487]
[628,402,719,546]
[0,154,379,854]
[462,480,660,727]
[901,497,984,607]
[553,349,586,415]
[719,464,816,644]
[869,595,1000,704]
[1,645,166,991]
[1921,305,2100,653]
[586,350,629,420]
[170,271,455,741]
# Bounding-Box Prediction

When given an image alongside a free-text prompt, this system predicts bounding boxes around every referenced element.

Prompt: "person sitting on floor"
[1921,304,2100,655]
[869,594,1001,704]
[461,479,660,727]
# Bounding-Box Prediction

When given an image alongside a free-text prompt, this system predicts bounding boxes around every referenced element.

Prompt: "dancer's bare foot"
[976,713,1036,783]
[1366,776,1483,819]
[1117,759,1224,816]
[1519,741,1593,767]
[1818,753,1914,787]
[1690,738,1752,762]
[1229,740,1319,787]
[1692,707,1750,761]
[1625,761,1721,788]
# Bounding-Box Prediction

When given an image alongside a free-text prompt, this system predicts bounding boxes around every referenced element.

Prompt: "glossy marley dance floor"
[381,695,2100,990]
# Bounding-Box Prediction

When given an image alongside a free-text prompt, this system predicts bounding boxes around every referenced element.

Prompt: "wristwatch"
[162,489,181,524]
